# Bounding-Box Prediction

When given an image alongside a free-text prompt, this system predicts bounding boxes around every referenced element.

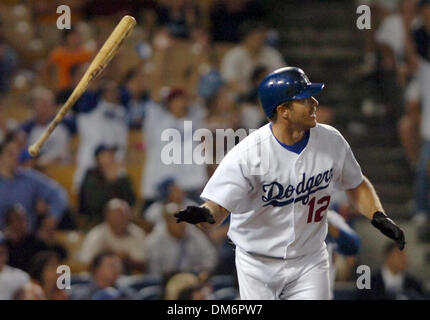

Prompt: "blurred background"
[0,0,429,300]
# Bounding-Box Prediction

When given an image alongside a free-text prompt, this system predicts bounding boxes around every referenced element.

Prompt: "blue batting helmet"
[258,67,324,117]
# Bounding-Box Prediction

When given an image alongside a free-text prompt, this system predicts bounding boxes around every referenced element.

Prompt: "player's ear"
[277,104,290,120]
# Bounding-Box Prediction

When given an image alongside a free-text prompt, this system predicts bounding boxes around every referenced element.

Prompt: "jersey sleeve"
[200,147,254,213]
[334,138,364,191]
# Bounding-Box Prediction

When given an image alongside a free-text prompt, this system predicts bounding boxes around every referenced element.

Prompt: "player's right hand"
[174,206,216,225]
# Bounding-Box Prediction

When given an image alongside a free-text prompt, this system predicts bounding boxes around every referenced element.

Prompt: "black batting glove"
[371,211,406,250]
[174,206,216,225]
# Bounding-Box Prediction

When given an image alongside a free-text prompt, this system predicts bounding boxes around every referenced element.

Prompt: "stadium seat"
[333,289,358,300]
[91,287,122,300]
[210,275,236,291]
[44,164,77,207]
[136,285,163,300]
[71,274,92,286]
[117,274,163,291]
[211,287,239,300]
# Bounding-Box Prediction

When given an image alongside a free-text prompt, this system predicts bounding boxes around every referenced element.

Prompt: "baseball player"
[174,67,405,300]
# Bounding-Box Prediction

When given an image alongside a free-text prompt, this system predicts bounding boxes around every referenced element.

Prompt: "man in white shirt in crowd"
[410,0,430,224]
[375,0,418,78]
[221,21,286,94]
[74,80,128,190]
[144,177,197,230]
[141,88,207,209]
[144,204,217,276]
[357,242,425,299]
[0,233,30,300]
[21,87,74,166]
[79,199,146,273]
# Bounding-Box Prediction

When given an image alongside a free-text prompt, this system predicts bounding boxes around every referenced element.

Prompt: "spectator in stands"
[155,0,199,38]
[220,21,286,94]
[71,251,136,300]
[164,272,206,300]
[178,284,208,300]
[35,214,68,259]
[144,203,218,276]
[3,204,67,272]
[0,102,8,144]
[14,281,46,300]
[20,87,75,166]
[79,199,145,273]
[210,0,267,43]
[120,68,152,129]
[28,251,68,300]
[18,149,38,169]
[357,242,426,299]
[237,65,268,106]
[325,210,361,299]
[207,216,235,277]
[0,132,68,232]
[79,145,136,225]
[198,70,225,104]
[45,28,92,93]
[238,65,269,130]
[373,0,418,124]
[0,18,18,94]
[205,81,240,132]
[0,233,30,300]
[144,177,197,230]
[375,0,418,84]
[409,0,430,224]
[74,80,129,190]
[141,88,207,209]
[398,76,420,170]
[197,71,242,176]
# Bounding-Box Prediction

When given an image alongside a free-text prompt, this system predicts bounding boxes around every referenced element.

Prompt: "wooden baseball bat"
[28,15,136,157]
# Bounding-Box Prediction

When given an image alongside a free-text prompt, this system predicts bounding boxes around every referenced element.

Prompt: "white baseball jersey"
[201,123,363,259]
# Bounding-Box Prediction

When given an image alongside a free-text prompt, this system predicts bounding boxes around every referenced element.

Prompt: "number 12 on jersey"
[307,196,331,223]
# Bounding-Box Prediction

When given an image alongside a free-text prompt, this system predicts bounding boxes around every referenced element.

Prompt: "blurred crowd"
[358,0,430,236]
[0,0,428,300]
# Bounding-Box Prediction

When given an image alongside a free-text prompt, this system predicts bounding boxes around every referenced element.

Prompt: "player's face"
[288,97,319,129]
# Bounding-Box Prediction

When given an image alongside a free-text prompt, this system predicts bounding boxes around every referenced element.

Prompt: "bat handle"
[28,139,43,157]
[28,126,52,157]
[28,146,40,157]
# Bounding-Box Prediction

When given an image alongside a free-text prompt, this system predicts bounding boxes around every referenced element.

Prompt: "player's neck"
[271,122,307,145]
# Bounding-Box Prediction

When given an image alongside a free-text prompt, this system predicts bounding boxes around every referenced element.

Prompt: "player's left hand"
[174,206,216,225]
[371,211,406,250]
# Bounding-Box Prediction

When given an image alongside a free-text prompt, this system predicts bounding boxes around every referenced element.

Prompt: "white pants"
[235,246,330,300]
